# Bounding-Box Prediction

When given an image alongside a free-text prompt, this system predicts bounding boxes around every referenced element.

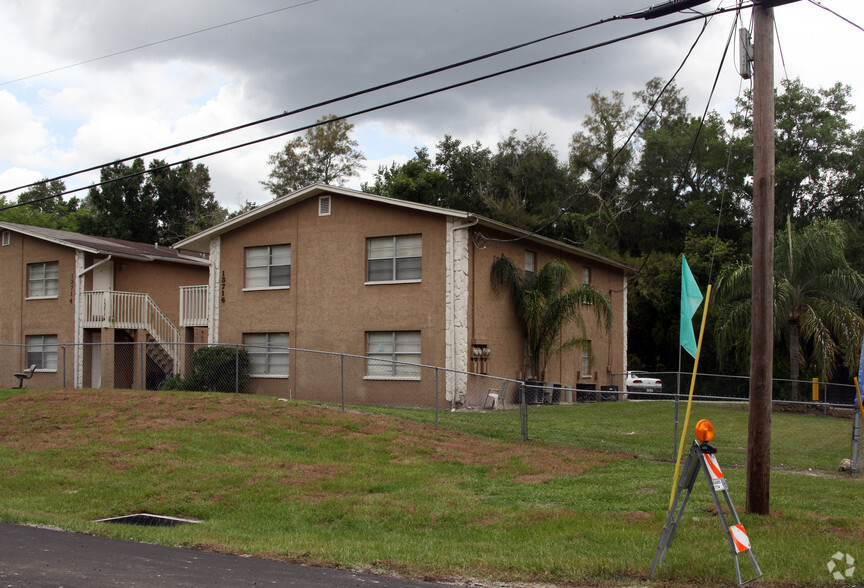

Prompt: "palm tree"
[490,255,612,381]
[715,219,864,399]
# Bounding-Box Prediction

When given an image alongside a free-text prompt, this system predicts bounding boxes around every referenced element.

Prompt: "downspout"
[449,217,478,411]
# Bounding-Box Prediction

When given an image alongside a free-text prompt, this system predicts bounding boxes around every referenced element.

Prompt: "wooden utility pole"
[747,0,775,515]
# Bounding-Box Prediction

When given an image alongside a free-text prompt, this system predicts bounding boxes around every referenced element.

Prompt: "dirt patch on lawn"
[0,389,631,485]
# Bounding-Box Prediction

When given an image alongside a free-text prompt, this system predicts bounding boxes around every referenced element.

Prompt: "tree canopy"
[77,159,227,245]
[365,77,864,382]
[714,219,864,398]
[262,115,364,197]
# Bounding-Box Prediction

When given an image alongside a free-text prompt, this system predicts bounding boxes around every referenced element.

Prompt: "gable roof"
[0,222,209,266]
[172,184,634,273]
[172,184,471,253]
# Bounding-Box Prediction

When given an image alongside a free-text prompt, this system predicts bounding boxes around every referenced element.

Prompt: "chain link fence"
[2,342,861,475]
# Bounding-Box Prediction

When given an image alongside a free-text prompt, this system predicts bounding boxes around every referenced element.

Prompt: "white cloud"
[0,91,51,163]
[1,0,863,210]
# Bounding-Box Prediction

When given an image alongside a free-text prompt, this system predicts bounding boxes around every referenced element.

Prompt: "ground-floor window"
[244,333,290,376]
[366,331,421,379]
[26,334,58,371]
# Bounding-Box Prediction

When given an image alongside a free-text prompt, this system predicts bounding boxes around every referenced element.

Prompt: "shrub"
[159,375,193,391]
[160,346,250,393]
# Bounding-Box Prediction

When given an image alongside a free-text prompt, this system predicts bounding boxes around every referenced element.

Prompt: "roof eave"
[172,184,471,253]
[472,215,637,273]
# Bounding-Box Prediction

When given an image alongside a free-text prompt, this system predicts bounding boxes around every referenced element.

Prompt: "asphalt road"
[0,522,457,587]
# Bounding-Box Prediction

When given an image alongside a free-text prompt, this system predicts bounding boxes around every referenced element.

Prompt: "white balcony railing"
[180,285,209,327]
[82,290,181,361]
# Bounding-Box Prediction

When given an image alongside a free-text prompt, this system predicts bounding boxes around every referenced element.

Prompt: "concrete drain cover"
[95,513,201,527]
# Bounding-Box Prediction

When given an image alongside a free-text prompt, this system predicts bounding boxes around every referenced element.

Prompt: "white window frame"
[27,261,59,299]
[26,334,58,372]
[244,333,290,377]
[1,231,10,246]
[244,245,291,291]
[525,250,536,281]
[365,331,421,380]
[582,266,593,305]
[581,346,591,377]
[366,235,422,284]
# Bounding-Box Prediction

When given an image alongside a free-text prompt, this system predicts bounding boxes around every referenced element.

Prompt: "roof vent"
[319,195,331,216]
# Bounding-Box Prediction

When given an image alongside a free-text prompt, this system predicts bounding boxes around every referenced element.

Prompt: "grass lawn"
[0,388,861,587]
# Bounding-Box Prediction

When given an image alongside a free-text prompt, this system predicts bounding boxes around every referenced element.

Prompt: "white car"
[625,372,662,397]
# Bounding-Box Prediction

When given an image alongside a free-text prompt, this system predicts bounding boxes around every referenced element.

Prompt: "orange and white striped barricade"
[650,439,762,587]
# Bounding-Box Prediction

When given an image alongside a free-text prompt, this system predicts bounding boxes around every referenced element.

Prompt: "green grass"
[0,388,861,587]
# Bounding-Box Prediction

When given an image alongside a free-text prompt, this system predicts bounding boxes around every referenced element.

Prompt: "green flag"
[680,255,703,358]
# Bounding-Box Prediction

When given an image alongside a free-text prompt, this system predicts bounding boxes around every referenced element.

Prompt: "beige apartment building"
[174,184,634,407]
[0,222,209,389]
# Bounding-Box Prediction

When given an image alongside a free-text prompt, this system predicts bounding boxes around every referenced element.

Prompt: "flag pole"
[675,345,681,458]
[669,284,712,509]
[855,377,864,422]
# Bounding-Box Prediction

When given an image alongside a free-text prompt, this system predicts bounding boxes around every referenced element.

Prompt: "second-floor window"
[525,251,536,281]
[367,235,422,283]
[28,261,59,298]
[245,245,291,289]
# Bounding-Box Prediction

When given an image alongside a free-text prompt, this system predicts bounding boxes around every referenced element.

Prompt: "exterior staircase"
[83,291,182,384]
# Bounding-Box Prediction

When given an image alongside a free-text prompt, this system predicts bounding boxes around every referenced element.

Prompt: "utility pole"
[747,0,776,516]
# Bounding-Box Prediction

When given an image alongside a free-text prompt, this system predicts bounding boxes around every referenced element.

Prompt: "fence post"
[62,345,67,388]
[141,342,146,391]
[434,368,439,426]
[341,354,345,411]
[520,382,528,442]
[235,344,240,394]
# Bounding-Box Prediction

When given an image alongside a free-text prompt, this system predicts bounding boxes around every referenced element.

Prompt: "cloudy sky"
[1,0,862,212]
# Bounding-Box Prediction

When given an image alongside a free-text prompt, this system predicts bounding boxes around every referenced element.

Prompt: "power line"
[0,1,321,87]
[805,0,864,31]
[479,3,736,247]
[1,2,755,212]
[1,10,625,199]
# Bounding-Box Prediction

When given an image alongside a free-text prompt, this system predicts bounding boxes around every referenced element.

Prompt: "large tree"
[147,160,227,243]
[0,180,84,231]
[365,131,568,231]
[490,255,612,381]
[78,158,226,244]
[714,219,864,399]
[480,131,571,230]
[732,78,858,230]
[79,159,158,243]
[364,147,452,208]
[262,115,364,197]
[568,90,637,250]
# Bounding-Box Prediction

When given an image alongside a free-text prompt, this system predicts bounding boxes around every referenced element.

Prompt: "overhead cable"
[1,2,755,211]
[0,0,321,87]
[0,11,625,198]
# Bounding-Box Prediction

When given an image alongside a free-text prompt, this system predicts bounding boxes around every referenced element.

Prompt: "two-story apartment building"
[1,222,209,389]
[173,184,634,407]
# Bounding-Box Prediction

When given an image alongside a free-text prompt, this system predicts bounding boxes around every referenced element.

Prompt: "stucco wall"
[214,194,451,405]
[467,227,628,397]
[0,233,77,388]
